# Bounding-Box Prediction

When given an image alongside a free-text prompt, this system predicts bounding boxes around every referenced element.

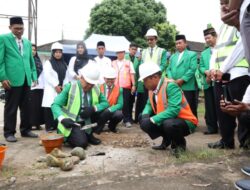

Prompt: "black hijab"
[74,42,89,74]
[32,44,43,77]
[50,50,67,86]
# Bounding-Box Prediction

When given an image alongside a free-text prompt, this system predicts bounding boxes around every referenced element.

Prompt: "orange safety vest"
[149,79,198,125]
[112,60,132,89]
[100,84,120,106]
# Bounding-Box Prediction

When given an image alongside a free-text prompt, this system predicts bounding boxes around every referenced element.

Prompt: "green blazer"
[0,33,37,86]
[134,60,145,93]
[101,84,123,112]
[125,53,144,93]
[167,49,197,91]
[142,77,196,131]
[51,81,109,120]
[198,47,211,90]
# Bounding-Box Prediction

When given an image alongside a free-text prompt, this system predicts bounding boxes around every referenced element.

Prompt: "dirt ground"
[0,102,250,190]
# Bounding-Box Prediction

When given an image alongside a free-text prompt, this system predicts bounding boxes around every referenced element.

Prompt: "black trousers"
[238,110,250,147]
[140,117,190,147]
[29,89,45,126]
[183,90,197,117]
[122,88,134,123]
[67,111,107,148]
[67,126,88,148]
[4,82,31,138]
[135,90,148,123]
[44,108,58,131]
[204,86,218,132]
[214,75,250,145]
[97,109,123,131]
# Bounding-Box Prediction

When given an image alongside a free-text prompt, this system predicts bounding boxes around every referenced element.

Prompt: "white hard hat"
[103,67,117,79]
[145,28,158,37]
[139,62,161,81]
[78,62,100,84]
[116,47,126,53]
[51,42,63,51]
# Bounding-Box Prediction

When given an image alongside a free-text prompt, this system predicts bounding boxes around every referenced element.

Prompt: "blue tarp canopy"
[62,44,120,58]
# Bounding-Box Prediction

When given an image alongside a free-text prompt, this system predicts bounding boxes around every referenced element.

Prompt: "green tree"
[155,22,178,52]
[85,0,177,50]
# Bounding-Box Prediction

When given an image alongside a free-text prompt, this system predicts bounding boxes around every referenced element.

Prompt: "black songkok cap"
[10,17,24,25]
[203,28,216,36]
[97,41,105,47]
[175,34,186,41]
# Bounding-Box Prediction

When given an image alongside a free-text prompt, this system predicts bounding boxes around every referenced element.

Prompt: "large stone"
[60,158,74,171]
[50,148,71,158]
[71,156,80,165]
[71,147,86,160]
[46,154,62,167]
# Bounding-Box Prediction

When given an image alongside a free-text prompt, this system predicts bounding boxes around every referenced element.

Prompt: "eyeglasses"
[147,38,155,41]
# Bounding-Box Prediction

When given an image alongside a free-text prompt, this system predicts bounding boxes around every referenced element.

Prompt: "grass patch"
[172,148,223,163]
[0,166,16,178]
[38,171,60,179]
[197,94,205,121]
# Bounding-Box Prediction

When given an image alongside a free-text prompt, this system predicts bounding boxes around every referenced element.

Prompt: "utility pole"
[28,0,38,45]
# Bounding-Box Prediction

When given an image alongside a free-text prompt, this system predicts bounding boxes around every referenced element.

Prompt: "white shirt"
[153,78,162,103]
[149,46,157,55]
[94,56,112,84]
[177,51,184,63]
[243,85,250,103]
[67,57,95,82]
[14,36,23,56]
[241,0,250,23]
[218,1,250,79]
[67,56,78,82]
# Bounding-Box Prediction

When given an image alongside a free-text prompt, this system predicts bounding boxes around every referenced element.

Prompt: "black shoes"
[87,133,101,145]
[93,125,104,135]
[170,147,186,158]
[5,135,17,142]
[234,166,250,190]
[6,131,38,142]
[203,131,218,135]
[152,138,171,150]
[46,127,57,132]
[208,140,234,149]
[109,127,118,133]
[242,166,250,176]
[235,179,250,190]
[21,131,38,138]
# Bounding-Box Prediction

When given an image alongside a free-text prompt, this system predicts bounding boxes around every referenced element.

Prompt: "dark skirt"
[29,89,45,125]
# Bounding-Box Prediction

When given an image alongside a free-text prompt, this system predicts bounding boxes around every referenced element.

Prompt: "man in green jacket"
[0,17,38,142]
[141,28,167,70]
[199,27,219,134]
[138,29,167,122]
[95,67,124,134]
[51,64,109,148]
[139,62,198,155]
[167,35,198,117]
[125,43,139,123]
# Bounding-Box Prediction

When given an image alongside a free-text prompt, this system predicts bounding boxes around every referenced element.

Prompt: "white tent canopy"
[84,34,131,53]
